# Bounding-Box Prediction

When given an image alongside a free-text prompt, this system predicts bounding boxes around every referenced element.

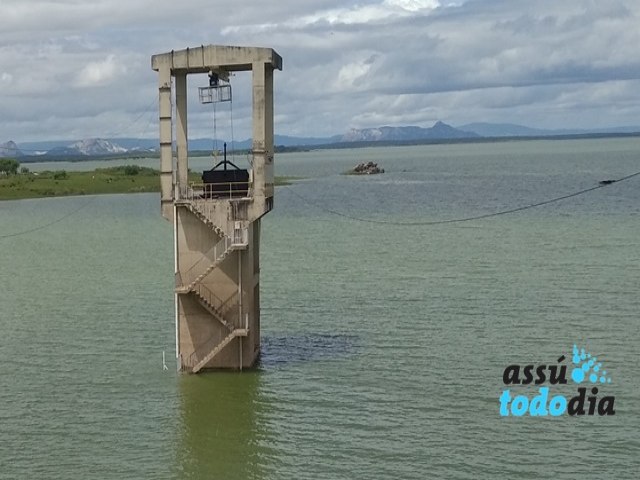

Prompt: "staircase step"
[192,331,238,373]
[191,290,235,332]
[187,203,229,236]
[189,254,226,287]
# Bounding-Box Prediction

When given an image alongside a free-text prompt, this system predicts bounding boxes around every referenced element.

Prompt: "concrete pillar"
[252,62,275,204]
[264,65,275,199]
[175,72,189,191]
[158,66,173,221]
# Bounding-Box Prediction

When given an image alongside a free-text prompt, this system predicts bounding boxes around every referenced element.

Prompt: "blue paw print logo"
[571,344,611,384]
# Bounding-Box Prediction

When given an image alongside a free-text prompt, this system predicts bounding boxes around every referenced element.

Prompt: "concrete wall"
[176,209,261,369]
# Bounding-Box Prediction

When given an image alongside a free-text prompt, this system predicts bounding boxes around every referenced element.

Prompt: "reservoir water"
[1,138,639,479]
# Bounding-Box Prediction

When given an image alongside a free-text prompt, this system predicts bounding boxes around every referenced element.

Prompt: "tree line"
[0,158,19,175]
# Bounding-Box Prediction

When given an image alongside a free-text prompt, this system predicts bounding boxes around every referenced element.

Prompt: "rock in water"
[352,161,384,175]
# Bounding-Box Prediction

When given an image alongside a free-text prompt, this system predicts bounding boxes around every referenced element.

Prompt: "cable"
[283,170,640,226]
[212,101,218,156]
[12,95,158,154]
[101,95,158,140]
[230,90,235,163]
[0,198,94,239]
[1,95,156,239]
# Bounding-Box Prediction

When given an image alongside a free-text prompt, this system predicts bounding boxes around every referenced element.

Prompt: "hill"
[8,121,640,160]
[458,122,640,137]
[341,122,479,142]
[0,141,24,157]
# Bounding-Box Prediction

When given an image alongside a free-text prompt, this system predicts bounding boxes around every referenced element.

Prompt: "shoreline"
[0,165,296,201]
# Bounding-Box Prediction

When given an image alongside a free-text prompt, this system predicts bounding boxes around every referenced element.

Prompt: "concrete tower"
[151,45,282,372]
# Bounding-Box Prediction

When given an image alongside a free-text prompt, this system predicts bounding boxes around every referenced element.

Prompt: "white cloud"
[75,54,126,87]
[230,0,440,31]
[384,0,440,12]
[1,0,640,142]
[336,56,377,90]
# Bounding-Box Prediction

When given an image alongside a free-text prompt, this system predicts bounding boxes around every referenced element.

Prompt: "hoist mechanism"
[198,70,232,104]
[199,69,247,198]
[198,69,235,159]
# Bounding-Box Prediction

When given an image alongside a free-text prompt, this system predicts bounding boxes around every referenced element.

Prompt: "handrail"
[185,194,249,247]
[194,284,239,318]
[180,181,252,201]
[180,235,231,287]
[179,183,252,228]
[184,329,238,369]
[183,288,240,369]
[187,198,223,232]
[219,291,239,315]
[184,335,220,368]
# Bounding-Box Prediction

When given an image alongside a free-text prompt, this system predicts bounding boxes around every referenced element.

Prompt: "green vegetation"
[0,158,20,175]
[0,164,296,201]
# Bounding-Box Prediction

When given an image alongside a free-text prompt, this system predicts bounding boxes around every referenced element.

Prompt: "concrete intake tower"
[151,45,282,372]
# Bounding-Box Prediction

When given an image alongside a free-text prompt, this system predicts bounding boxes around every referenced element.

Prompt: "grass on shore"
[0,166,296,201]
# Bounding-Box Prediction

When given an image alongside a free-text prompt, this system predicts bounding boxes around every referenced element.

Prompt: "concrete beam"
[151,45,282,74]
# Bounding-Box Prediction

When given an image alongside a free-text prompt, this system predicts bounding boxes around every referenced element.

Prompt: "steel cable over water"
[2,168,638,239]
[0,198,95,239]
[283,170,640,226]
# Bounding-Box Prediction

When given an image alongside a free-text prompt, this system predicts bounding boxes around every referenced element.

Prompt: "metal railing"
[193,284,239,319]
[183,335,215,369]
[179,235,232,288]
[180,181,252,201]
[187,198,223,230]
[184,330,237,370]
[180,302,246,371]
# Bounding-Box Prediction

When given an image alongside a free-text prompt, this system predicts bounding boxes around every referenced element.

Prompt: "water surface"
[1,138,639,479]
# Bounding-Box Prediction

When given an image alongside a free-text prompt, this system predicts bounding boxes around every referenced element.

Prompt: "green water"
[1,138,639,479]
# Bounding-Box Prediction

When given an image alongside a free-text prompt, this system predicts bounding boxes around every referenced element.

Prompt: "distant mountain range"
[5,138,157,159]
[457,122,640,137]
[0,140,22,157]
[4,121,640,159]
[45,138,129,157]
[340,121,479,142]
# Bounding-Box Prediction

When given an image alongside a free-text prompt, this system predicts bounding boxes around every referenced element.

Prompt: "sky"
[2,0,640,143]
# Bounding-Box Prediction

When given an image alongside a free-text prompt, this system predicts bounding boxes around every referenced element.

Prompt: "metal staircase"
[182,200,227,237]
[192,285,238,332]
[187,328,249,374]
[176,190,249,372]
[176,235,235,292]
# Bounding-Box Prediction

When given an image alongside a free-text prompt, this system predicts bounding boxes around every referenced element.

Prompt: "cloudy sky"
[2,0,640,143]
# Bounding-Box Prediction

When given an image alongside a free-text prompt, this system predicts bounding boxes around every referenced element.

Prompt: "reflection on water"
[175,372,272,480]
[174,334,359,479]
